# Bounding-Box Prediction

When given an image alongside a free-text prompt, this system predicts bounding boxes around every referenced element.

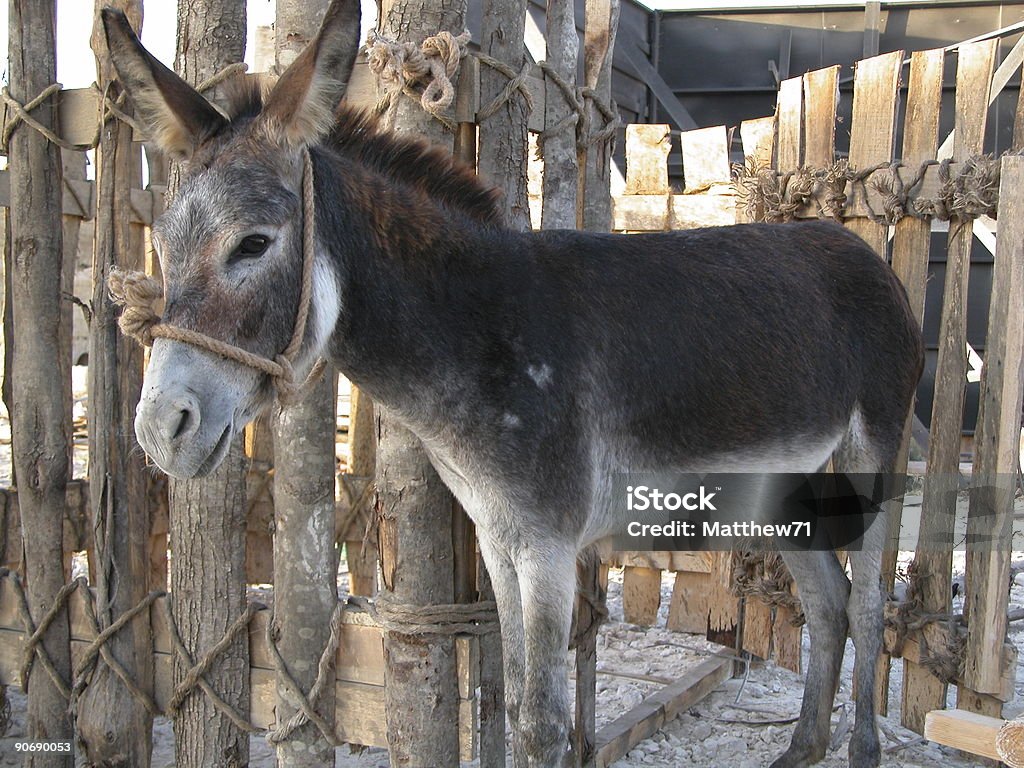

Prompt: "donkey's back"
[511,219,922,488]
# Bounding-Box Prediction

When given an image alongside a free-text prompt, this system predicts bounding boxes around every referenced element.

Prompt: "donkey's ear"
[260,0,361,148]
[101,8,227,160]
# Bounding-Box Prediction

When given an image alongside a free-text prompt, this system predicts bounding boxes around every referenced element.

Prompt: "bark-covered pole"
[375,2,466,763]
[166,2,251,766]
[269,2,339,766]
[578,0,620,232]
[574,2,619,763]
[7,2,74,764]
[478,0,531,230]
[76,3,155,765]
[541,0,580,229]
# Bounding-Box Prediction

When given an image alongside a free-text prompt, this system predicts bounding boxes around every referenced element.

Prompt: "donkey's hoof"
[769,743,826,768]
[848,730,881,768]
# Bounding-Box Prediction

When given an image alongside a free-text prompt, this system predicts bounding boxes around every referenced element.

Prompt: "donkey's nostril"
[172,409,192,440]
[155,394,202,445]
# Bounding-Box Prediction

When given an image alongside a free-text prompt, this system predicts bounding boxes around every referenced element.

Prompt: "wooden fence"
[609,40,1024,762]
[2,13,1023,768]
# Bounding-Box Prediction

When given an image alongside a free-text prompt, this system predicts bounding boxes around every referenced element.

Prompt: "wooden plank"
[845,50,904,257]
[669,194,735,229]
[775,76,803,172]
[612,193,669,231]
[706,552,739,649]
[666,571,710,634]
[740,116,775,167]
[679,125,730,193]
[908,39,997,735]
[740,599,773,660]
[802,66,840,167]
[924,709,1003,761]
[892,47,945,724]
[606,551,712,573]
[963,154,1024,697]
[594,657,731,768]
[622,566,662,626]
[624,124,671,196]
[771,581,802,674]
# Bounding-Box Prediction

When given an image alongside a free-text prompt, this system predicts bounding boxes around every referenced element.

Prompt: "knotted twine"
[365,29,471,130]
[108,149,326,405]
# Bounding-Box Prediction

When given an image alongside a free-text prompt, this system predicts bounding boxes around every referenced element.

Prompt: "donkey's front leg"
[478,534,529,767]
[517,544,577,768]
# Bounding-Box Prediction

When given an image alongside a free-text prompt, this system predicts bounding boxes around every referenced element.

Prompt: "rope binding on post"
[107,148,326,405]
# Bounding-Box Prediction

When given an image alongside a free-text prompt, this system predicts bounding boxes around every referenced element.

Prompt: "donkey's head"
[102,0,359,478]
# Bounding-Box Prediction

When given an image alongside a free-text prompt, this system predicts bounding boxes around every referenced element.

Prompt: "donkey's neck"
[316,150,518,427]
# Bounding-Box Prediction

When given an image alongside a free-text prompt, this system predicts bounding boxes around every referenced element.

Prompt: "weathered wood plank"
[963,155,1024,698]
[845,50,904,257]
[892,47,945,724]
[740,116,774,167]
[622,566,662,627]
[775,76,803,172]
[594,657,731,768]
[924,709,1003,761]
[802,66,840,167]
[624,124,671,196]
[679,125,730,193]
[910,39,997,735]
[666,571,710,634]
[606,551,711,573]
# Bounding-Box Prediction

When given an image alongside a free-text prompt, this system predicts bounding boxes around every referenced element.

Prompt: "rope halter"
[108,149,327,406]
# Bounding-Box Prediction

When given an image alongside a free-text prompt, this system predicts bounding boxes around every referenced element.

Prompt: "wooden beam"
[924,709,1003,761]
[594,657,731,768]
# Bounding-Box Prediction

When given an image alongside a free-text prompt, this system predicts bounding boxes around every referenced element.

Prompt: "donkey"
[103,2,923,766]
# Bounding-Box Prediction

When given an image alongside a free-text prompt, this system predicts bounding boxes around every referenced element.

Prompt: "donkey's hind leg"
[771,549,850,768]
[478,533,529,767]
[833,428,891,768]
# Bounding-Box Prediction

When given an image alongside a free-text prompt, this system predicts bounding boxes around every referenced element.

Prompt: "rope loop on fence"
[730,552,806,626]
[534,61,582,158]
[108,148,326,406]
[475,53,535,121]
[365,29,471,131]
[351,593,500,636]
[266,601,346,747]
[577,85,620,154]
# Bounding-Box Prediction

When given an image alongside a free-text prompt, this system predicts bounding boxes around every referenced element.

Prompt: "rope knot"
[108,268,163,347]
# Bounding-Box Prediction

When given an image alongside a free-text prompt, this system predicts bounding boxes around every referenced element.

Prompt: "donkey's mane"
[223,77,503,226]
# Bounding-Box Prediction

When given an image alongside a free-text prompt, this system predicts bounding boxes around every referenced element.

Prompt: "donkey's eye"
[230,235,271,262]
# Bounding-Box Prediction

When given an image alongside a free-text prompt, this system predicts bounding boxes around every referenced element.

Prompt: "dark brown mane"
[221,77,503,226]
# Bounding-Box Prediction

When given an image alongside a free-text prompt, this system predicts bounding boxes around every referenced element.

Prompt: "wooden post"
[893,48,945,726]
[267,3,339,764]
[375,2,465,763]
[166,2,252,765]
[478,0,531,230]
[540,0,579,229]
[7,3,75,764]
[905,40,997,735]
[345,384,378,597]
[75,3,155,764]
[578,0,620,232]
[962,155,1024,707]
